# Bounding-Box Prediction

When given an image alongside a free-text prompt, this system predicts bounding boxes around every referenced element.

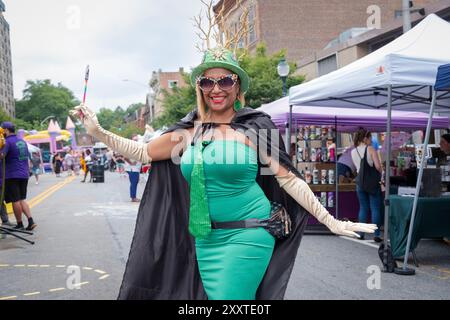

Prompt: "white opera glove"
[70,104,152,163]
[275,171,377,238]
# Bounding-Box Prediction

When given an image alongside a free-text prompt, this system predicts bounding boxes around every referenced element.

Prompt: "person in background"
[0,122,37,231]
[30,152,42,185]
[0,157,13,227]
[73,150,81,176]
[440,133,450,155]
[115,154,126,175]
[337,146,356,183]
[54,153,62,177]
[51,152,57,173]
[108,150,116,172]
[64,148,74,176]
[124,136,142,202]
[81,149,93,183]
[351,128,383,242]
[439,133,450,245]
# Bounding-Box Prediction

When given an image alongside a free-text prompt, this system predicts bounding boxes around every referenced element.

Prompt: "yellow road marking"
[29,177,76,209]
[94,269,106,274]
[28,182,65,206]
[0,264,111,298]
[7,177,75,215]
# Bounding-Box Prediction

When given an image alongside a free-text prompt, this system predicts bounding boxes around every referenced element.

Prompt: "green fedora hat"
[191,47,250,93]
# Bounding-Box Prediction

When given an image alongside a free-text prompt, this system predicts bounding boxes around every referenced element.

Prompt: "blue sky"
[5,0,204,111]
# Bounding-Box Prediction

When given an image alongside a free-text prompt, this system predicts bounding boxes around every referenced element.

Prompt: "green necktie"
[188,139,212,239]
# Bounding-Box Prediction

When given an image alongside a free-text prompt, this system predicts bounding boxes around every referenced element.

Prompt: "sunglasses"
[197,74,238,92]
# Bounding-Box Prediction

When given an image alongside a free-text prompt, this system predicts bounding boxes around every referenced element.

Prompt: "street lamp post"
[40,115,56,128]
[278,57,291,152]
[277,58,290,97]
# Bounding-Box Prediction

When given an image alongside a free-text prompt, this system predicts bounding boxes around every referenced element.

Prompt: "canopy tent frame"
[287,84,449,274]
[287,14,450,274]
[400,65,450,274]
[304,85,450,112]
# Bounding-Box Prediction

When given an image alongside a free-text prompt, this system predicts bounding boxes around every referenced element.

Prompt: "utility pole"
[402,0,412,33]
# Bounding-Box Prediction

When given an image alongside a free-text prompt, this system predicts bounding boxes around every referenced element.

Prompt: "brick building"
[0,1,14,118]
[149,68,188,122]
[297,0,450,81]
[213,0,440,63]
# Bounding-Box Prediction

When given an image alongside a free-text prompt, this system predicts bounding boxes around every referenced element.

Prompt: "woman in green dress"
[71,47,376,300]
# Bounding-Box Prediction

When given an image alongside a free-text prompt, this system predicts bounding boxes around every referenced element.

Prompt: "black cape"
[118,107,309,300]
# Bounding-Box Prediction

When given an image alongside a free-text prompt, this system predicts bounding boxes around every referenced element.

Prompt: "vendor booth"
[287,14,450,274]
[258,99,449,227]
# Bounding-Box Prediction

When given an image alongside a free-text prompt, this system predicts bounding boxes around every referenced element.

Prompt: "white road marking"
[39,265,50,268]
[0,296,17,300]
[27,265,39,267]
[0,264,10,267]
[339,236,380,249]
[99,274,110,280]
[82,267,93,270]
[73,281,89,287]
[14,264,25,267]
[49,288,66,292]
[94,269,106,274]
[55,265,66,268]
[24,292,40,296]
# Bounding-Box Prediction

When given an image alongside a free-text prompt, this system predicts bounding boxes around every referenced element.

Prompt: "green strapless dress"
[180,140,275,300]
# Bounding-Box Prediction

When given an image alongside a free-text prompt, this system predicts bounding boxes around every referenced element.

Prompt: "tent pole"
[335,116,339,219]
[397,89,437,275]
[288,105,293,153]
[383,85,393,272]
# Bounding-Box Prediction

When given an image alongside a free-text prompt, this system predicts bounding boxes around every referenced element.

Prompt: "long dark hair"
[353,127,371,147]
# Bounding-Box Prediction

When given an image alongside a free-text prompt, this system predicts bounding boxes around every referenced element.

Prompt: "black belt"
[211,218,268,229]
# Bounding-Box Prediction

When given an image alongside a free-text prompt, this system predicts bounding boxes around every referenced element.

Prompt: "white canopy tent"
[287,14,450,275]
[289,14,450,114]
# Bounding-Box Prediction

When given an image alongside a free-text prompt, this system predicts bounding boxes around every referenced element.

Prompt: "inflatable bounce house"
[22,117,77,171]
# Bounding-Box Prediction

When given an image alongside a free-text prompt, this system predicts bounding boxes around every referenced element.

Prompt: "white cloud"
[4,0,205,111]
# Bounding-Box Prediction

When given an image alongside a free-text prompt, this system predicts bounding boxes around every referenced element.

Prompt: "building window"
[168,80,178,88]
[318,54,337,76]
[248,5,257,44]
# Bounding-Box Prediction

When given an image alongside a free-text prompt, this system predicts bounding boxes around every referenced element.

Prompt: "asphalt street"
[1,172,449,300]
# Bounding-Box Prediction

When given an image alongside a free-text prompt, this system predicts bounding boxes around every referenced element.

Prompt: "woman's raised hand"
[70,104,101,136]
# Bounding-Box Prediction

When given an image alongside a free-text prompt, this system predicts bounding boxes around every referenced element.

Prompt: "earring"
[234,99,242,111]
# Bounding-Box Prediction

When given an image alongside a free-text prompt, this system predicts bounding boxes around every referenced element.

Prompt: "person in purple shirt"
[0,122,36,230]
[0,156,12,226]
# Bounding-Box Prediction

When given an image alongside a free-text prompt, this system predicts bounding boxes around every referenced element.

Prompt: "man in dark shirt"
[0,122,36,230]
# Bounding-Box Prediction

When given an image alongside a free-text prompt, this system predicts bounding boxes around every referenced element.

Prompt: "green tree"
[0,109,35,130]
[97,108,120,130]
[151,43,304,128]
[15,80,80,127]
[239,43,304,109]
[110,122,144,139]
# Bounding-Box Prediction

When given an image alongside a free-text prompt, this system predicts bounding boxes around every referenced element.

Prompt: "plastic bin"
[91,164,105,183]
